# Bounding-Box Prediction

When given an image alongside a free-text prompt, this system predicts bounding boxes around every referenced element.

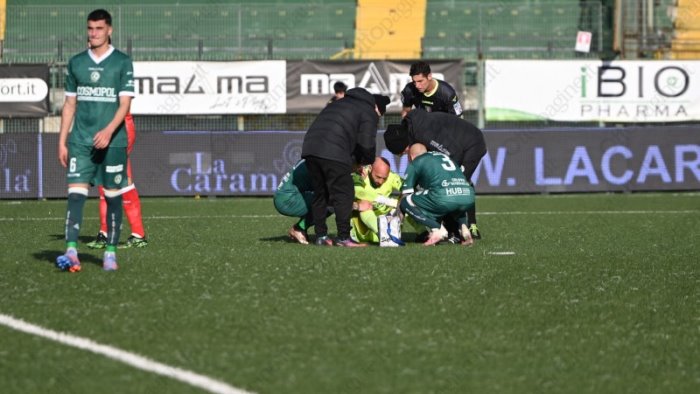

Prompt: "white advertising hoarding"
[131,61,286,114]
[485,60,700,122]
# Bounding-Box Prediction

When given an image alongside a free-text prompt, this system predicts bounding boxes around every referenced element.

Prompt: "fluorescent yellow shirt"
[352,168,403,215]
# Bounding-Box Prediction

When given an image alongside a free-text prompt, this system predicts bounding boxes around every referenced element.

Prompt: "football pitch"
[1,193,698,394]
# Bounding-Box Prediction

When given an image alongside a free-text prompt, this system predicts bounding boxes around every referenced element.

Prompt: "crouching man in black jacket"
[384,108,487,241]
[302,87,391,247]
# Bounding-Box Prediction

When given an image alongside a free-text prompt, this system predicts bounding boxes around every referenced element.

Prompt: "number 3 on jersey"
[438,153,456,171]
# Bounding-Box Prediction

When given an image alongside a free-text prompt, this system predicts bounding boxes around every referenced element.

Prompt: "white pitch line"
[0,214,279,222]
[1,210,698,222]
[477,210,700,215]
[488,251,516,255]
[0,314,252,394]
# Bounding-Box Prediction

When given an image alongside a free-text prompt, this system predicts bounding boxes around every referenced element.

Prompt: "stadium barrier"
[1,57,699,198]
[1,126,698,199]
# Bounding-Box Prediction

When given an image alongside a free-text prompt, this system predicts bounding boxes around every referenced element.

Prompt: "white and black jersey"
[401,79,463,116]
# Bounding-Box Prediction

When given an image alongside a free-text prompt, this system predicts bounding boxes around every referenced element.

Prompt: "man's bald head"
[370,156,390,186]
[409,143,428,162]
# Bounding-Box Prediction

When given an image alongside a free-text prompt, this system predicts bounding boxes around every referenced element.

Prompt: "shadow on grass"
[261,233,423,244]
[33,250,103,268]
[259,235,302,243]
[49,233,98,244]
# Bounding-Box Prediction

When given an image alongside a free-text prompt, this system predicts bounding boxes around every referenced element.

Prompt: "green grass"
[1,194,699,394]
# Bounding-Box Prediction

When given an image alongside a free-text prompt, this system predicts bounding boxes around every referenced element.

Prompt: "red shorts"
[125,113,136,179]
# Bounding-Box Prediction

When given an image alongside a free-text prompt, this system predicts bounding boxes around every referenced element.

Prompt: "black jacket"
[302,87,379,166]
[403,109,487,176]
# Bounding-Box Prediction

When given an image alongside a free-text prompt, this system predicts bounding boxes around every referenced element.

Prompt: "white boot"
[460,224,474,247]
[423,225,448,246]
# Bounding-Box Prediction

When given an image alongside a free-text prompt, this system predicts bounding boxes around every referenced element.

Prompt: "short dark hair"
[88,9,112,26]
[409,61,431,77]
[383,123,411,154]
[333,81,347,93]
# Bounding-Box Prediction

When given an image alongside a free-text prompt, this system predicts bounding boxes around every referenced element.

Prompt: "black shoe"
[469,224,482,240]
[315,235,333,246]
[444,233,462,244]
[86,232,108,249]
[123,235,149,248]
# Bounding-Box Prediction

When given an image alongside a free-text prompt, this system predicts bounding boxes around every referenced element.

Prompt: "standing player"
[87,112,148,249]
[400,61,463,118]
[350,157,402,243]
[399,144,474,246]
[55,9,134,271]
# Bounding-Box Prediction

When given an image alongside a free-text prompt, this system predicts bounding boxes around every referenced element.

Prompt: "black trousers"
[304,156,354,240]
[461,143,487,227]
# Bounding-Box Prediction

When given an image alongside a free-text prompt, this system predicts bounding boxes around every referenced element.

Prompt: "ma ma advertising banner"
[13,127,697,200]
[286,60,464,113]
[486,60,700,122]
[131,61,286,115]
[0,64,50,117]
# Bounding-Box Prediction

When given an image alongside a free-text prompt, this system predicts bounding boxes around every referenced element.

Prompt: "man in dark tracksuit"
[384,109,486,242]
[302,87,390,247]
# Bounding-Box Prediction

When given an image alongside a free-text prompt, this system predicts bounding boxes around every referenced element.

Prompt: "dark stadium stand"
[0,1,686,62]
[2,2,356,62]
[423,1,593,59]
[0,1,690,133]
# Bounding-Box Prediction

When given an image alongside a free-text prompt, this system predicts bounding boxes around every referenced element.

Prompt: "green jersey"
[65,46,134,148]
[276,159,313,194]
[401,151,473,202]
[274,159,314,218]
